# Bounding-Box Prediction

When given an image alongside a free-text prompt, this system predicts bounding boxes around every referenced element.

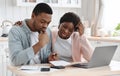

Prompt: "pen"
[52,53,57,56]
[21,69,38,70]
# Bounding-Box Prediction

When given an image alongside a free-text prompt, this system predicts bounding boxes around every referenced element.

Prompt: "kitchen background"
[0,0,97,36]
[0,0,120,37]
[0,0,120,76]
[0,0,96,76]
[0,0,94,25]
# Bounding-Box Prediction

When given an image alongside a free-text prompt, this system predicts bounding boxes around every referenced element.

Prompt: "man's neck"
[26,19,35,32]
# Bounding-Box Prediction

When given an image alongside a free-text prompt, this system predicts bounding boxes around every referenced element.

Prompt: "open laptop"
[72,45,118,68]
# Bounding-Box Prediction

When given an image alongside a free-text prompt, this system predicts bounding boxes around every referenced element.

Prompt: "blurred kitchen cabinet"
[0,54,3,76]
[15,0,81,8]
[16,0,37,6]
[0,37,9,76]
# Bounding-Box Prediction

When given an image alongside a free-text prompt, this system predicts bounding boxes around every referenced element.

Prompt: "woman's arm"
[79,35,93,61]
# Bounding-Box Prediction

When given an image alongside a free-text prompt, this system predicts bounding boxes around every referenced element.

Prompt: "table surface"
[7,60,120,76]
[1,36,120,42]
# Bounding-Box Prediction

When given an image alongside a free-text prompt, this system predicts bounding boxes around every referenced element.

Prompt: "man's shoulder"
[9,25,27,36]
[10,26,22,32]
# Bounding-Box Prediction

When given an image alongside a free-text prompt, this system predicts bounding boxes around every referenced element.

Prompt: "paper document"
[50,60,71,66]
[19,65,58,73]
[20,66,40,70]
[20,65,49,70]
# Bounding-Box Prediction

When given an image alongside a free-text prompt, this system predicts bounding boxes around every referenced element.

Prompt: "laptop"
[71,45,118,68]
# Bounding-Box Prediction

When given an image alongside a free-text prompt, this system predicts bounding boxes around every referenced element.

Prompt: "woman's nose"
[64,29,70,34]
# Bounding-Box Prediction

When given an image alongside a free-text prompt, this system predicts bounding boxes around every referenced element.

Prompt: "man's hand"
[38,32,49,48]
[33,32,49,54]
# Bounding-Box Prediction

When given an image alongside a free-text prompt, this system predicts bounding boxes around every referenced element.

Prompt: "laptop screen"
[71,45,118,68]
[88,45,117,67]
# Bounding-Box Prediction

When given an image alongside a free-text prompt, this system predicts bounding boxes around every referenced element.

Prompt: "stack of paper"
[50,60,71,66]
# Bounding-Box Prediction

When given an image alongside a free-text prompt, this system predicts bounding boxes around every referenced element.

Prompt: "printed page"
[50,60,71,66]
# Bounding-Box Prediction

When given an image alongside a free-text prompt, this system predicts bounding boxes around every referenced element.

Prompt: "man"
[9,3,53,66]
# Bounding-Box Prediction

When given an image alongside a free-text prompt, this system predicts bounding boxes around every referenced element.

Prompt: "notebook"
[71,45,118,68]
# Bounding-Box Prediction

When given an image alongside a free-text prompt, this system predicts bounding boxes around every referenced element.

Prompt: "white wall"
[0,0,95,28]
[0,0,39,25]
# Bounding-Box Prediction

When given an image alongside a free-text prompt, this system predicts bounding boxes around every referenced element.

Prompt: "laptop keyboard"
[71,63,88,67]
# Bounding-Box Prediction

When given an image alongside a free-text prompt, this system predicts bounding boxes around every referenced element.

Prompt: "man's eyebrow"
[40,19,46,22]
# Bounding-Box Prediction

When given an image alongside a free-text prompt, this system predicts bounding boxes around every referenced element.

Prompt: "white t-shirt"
[30,32,40,64]
[30,32,39,46]
[54,36,72,62]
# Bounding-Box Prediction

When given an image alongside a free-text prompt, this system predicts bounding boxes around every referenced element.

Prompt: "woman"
[51,12,93,62]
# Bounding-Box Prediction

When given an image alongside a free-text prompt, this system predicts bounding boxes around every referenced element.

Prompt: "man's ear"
[31,13,35,19]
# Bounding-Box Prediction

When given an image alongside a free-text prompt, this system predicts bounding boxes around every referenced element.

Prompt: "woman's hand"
[77,23,84,36]
[48,52,58,61]
[14,21,22,26]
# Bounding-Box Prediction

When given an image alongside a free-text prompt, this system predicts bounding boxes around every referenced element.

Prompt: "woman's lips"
[61,32,67,37]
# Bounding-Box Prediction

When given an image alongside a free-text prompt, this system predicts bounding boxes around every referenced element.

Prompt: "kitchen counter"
[87,36,120,43]
[0,36,120,43]
[0,37,8,42]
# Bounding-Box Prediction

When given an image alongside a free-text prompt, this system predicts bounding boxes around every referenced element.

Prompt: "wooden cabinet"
[16,0,81,8]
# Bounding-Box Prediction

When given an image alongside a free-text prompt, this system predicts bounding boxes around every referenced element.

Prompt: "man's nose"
[42,23,48,32]
[43,23,48,28]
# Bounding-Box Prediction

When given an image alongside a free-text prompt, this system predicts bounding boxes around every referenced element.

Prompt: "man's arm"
[9,26,34,66]
[40,28,52,63]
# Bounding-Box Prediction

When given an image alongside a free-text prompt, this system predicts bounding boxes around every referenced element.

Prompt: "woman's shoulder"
[51,27,58,34]
[50,27,58,39]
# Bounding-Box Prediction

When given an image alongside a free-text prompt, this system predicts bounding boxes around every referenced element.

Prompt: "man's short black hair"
[32,3,53,16]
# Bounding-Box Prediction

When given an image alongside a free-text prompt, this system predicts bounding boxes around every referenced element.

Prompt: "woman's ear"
[58,24,60,29]
[74,26,78,32]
